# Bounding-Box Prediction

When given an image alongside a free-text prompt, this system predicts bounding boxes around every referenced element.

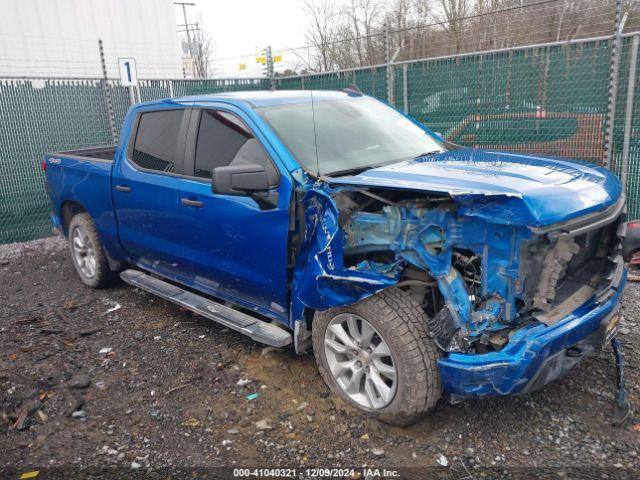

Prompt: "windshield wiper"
[325,151,443,178]
[326,158,402,178]
[323,165,371,177]
[410,150,442,161]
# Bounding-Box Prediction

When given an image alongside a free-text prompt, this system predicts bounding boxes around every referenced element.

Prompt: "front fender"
[290,187,398,320]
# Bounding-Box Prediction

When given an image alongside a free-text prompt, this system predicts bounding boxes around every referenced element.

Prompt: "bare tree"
[193,15,214,78]
[344,0,382,65]
[303,0,340,71]
[300,0,631,72]
[437,0,470,53]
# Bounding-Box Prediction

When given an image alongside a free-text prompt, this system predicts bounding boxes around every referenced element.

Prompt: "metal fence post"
[604,0,623,168]
[266,46,275,91]
[402,63,408,113]
[128,86,136,106]
[621,34,639,189]
[98,39,117,143]
[385,24,394,105]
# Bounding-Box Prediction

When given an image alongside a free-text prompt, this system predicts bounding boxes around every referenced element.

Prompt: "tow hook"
[611,338,632,426]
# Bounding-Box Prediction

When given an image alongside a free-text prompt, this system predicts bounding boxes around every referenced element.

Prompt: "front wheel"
[312,287,441,426]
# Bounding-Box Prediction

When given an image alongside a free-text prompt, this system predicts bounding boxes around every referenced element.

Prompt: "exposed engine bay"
[291,182,625,355]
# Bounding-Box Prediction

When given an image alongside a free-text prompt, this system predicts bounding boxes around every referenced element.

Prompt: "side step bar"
[120,269,292,348]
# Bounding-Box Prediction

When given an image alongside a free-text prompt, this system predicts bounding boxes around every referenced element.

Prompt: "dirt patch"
[1,236,640,477]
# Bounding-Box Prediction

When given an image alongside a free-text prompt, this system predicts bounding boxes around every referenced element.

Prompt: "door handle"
[181,198,204,208]
[115,185,131,193]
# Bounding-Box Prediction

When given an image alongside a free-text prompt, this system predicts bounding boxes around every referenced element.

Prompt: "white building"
[0,0,183,78]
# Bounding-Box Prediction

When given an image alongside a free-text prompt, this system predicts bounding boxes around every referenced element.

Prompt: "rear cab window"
[130,109,189,174]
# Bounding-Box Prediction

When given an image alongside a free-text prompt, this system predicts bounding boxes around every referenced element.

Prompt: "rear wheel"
[68,213,116,288]
[312,287,441,426]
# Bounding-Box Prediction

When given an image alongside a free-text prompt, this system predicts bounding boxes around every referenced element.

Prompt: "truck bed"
[44,145,119,256]
[51,145,116,162]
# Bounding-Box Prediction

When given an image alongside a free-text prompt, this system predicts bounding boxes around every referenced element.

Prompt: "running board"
[120,269,292,348]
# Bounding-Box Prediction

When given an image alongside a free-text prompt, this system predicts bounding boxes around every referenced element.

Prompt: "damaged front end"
[291,178,626,397]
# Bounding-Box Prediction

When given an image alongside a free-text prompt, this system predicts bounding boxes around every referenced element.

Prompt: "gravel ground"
[1,236,640,478]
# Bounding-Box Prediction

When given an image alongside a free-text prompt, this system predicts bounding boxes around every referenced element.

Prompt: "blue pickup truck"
[44,90,627,425]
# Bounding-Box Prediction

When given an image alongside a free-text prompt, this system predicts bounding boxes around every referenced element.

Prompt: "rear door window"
[132,109,186,174]
[193,109,278,185]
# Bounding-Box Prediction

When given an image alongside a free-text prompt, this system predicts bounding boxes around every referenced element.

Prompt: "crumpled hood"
[326,148,622,227]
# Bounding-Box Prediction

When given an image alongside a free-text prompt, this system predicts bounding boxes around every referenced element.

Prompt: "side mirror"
[212,164,270,196]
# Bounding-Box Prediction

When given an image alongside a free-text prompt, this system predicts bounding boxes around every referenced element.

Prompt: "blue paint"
[341,203,534,330]
[328,148,622,227]
[44,91,626,400]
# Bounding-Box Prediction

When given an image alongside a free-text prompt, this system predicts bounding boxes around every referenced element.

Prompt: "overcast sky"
[179,0,310,77]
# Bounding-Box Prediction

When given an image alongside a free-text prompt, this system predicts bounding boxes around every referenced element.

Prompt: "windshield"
[258,96,444,176]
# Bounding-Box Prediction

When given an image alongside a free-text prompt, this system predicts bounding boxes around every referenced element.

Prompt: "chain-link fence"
[0,77,265,243]
[275,66,388,100]
[395,38,612,163]
[613,34,640,221]
[2,33,640,243]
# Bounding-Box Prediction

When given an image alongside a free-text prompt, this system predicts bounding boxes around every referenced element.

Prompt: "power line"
[210,0,565,71]
[270,0,569,57]
[391,0,565,37]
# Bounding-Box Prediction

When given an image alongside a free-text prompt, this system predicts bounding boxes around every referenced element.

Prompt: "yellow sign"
[255,55,281,64]
[239,63,247,71]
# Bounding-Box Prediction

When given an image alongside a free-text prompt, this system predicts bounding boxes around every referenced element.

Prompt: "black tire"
[67,212,117,288]
[312,287,441,426]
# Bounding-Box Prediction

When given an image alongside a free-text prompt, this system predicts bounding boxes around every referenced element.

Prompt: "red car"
[447,111,605,163]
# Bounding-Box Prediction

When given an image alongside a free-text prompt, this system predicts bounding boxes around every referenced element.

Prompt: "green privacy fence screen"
[1,35,639,243]
[0,78,267,243]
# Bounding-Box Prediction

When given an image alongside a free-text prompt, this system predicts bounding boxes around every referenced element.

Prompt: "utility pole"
[174,2,196,78]
[266,46,275,91]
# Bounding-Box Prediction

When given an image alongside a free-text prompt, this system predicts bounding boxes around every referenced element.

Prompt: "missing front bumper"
[438,268,626,398]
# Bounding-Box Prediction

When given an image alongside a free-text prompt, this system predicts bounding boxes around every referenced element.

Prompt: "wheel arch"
[62,203,123,272]
[61,200,88,236]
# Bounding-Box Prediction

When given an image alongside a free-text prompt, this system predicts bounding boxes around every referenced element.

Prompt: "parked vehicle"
[446,112,605,162]
[43,90,626,425]
[623,220,640,280]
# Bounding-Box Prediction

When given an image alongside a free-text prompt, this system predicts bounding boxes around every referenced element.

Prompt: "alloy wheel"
[324,313,397,410]
[71,226,97,279]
